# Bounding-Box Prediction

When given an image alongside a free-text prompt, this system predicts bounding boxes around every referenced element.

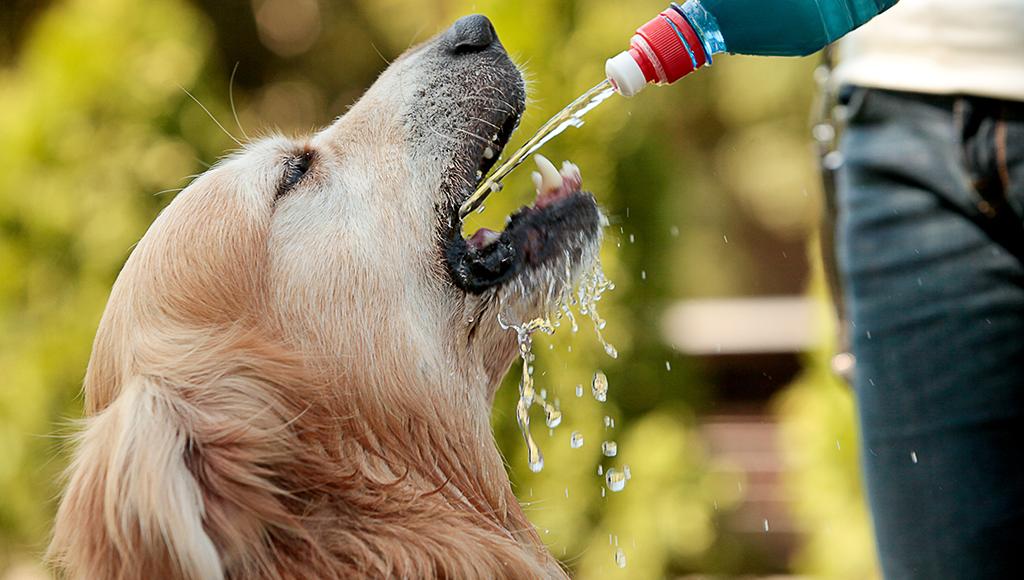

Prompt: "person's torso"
[834,0,1024,101]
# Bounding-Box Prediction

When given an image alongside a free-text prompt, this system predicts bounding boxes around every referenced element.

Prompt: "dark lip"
[436,47,601,296]
[444,190,602,294]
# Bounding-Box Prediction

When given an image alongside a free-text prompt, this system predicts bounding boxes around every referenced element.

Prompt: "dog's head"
[261,14,604,394]
[52,16,600,579]
[85,15,601,407]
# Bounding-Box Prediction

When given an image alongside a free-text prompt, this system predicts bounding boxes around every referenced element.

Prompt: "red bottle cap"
[607,7,708,96]
[634,8,707,84]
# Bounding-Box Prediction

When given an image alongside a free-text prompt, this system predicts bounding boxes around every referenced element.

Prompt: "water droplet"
[602,441,618,457]
[544,406,561,428]
[623,465,631,480]
[604,415,612,428]
[592,371,608,402]
[665,361,671,371]
[528,455,544,473]
[911,451,918,463]
[597,465,603,475]
[570,431,584,448]
[605,468,626,492]
[615,548,627,568]
[575,384,583,397]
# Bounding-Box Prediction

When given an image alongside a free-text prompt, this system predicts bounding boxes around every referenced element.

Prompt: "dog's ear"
[49,332,325,580]
[48,376,224,580]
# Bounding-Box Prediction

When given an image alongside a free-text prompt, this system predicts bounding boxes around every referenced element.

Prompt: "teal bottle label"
[685,0,900,57]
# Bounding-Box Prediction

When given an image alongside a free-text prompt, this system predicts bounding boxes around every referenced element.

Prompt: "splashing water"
[575,263,618,358]
[499,258,619,472]
[605,468,627,492]
[545,406,563,428]
[592,371,609,402]
[570,431,584,449]
[500,315,557,473]
[459,80,617,218]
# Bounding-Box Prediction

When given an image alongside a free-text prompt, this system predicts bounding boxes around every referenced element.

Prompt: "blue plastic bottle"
[606,0,900,96]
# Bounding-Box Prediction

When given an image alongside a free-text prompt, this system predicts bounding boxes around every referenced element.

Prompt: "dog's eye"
[277,151,314,198]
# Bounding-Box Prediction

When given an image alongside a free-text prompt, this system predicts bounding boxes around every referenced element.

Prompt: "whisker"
[179,85,243,148]
[369,41,392,67]
[426,125,459,145]
[228,62,251,142]
[469,116,501,131]
[453,127,490,145]
[152,187,185,197]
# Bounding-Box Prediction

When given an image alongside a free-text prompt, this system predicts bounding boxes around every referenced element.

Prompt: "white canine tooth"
[534,154,561,192]
[484,146,495,160]
[531,171,543,192]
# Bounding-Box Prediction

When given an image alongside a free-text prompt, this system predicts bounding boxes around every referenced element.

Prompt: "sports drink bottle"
[606,0,899,96]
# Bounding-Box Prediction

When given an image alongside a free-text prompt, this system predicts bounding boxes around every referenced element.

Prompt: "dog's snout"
[445,15,498,54]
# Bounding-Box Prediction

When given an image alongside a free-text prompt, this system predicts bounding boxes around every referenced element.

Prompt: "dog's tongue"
[531,154,582,209]
[467,227,501,250]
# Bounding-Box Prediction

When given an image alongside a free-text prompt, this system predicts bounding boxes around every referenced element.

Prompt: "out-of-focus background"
[0,0,876,578]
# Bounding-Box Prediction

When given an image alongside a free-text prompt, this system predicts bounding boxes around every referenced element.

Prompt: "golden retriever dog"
[48,14,603,580]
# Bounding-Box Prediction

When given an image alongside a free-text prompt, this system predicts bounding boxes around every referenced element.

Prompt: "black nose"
[445,15,498,54]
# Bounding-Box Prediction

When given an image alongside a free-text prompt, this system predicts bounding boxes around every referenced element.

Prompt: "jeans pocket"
[838,85,871,127]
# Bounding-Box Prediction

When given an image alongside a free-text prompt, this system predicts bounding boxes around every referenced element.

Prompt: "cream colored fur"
[49,26,571,580]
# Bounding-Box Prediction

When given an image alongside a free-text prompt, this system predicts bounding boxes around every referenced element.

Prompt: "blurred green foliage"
[0,0,875,577]
[773,264,880,580]
[0,0,218,568]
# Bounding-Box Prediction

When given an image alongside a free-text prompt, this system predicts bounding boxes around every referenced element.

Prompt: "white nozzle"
[605,51,647,97]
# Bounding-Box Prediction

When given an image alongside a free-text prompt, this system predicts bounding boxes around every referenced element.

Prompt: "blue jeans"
[837,88,1024,579]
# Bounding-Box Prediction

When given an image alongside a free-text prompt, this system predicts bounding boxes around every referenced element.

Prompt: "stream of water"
[459,80,616,218]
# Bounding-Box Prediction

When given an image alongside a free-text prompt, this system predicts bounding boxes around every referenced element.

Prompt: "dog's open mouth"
[443,101,603,295]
